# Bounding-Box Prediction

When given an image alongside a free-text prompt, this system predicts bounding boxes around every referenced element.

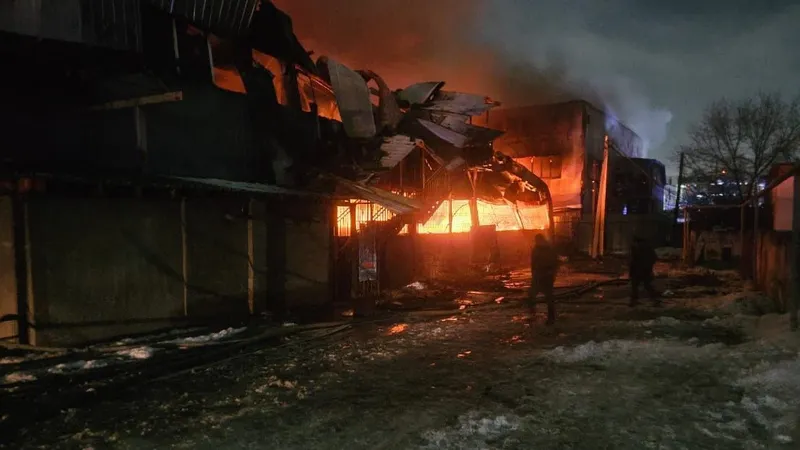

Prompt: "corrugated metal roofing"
[379,135,421,169]
[148,0,259,36]
[422,91,500,117]
[334,176,421,215]
[0,0,143,51]
[169,176,323,197]
[397,81,445,106]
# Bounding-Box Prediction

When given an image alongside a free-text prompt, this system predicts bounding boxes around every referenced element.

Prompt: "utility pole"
[592,138,610,258]
[791,173,800,331]
[673,152,685,226]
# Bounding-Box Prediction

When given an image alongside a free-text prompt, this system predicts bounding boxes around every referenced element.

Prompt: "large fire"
[335,199,548,237]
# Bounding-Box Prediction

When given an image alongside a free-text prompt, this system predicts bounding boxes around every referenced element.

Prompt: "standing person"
[528,233,559,325]
[629,235,660,307]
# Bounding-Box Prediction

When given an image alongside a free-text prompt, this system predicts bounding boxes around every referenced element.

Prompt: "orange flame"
[335,199,548,237]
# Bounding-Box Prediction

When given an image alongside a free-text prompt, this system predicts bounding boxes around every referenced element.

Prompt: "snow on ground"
[48,359,109,374]
[421,413,522,450]
[421,335,799,449]
[115,346,155,360]
[7,268,800,450]
[0,356,26,365]
[111,327,206,346]
[3,371,36,384]
[162,327,246,344]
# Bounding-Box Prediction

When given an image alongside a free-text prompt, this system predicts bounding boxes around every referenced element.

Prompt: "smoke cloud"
[272,0,672,155]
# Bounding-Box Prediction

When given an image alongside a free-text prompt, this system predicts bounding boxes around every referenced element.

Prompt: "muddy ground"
[3,263,800,449]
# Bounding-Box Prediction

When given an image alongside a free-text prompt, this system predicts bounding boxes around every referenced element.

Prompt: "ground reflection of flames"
[386,323,409,335]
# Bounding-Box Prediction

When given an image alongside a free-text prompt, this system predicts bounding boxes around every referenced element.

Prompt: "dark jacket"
[531,242,558,279]
[630,239,657,278]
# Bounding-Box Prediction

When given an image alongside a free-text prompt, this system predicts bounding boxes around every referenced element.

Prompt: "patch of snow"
[720,291,779,316]
[0,356,26,365]
[640,316,682,327]
[545,340,643,363]
[116,346,155,360]
[421,412,520,449]
[164,327,246,344]
[735,356,800,443]
[48,360,108,374]
[3,371,36,384]
[112,327,205,346]
[406,281,426,291]
[282,323,297,327]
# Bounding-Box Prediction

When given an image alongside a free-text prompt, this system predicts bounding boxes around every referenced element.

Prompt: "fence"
[755,231,792,312]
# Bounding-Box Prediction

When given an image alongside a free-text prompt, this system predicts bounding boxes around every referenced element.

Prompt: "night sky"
[275,0,799,176]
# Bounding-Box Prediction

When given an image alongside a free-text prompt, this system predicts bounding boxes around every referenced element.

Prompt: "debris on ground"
[4,261,798,449]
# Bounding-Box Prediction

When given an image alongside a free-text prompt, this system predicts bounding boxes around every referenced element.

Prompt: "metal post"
[247,199,255,315]
[180,197,188,316]
[682,208,690,264]
[421,150,426,190]
[448,197,453,234]
[740,205,747,279]
[349,203,357,300]
[11,195,31,345]
[673,152,685,226]
[468,170,480,229]
[791,174,800,331]
[753,201,759,282]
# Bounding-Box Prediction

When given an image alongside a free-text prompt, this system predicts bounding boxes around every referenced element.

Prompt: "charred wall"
[26,196,185,346]
[0,197,16,342]
[284,201,332,315]
[0,85,273,183]
[4,193,330,347]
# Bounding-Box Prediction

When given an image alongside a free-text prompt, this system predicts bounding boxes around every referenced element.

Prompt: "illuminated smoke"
[272,0,672,154]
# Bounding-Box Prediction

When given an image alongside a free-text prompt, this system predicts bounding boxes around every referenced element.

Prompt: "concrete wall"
[0,197,17,341]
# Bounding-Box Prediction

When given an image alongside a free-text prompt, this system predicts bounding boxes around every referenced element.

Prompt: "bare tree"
[678,93,800,202]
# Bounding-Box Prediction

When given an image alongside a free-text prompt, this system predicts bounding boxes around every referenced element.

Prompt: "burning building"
[476,100,670,254]
[0,0,556,344]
